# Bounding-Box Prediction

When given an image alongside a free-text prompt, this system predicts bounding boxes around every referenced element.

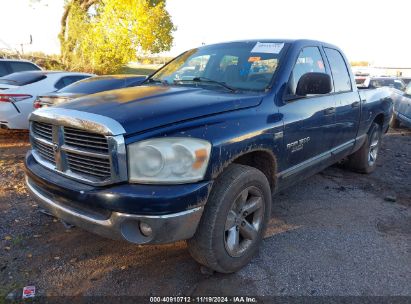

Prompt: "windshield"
[405,83,411,95]
[58,76,143,94]
[0,72,46,86]
[149,41,288,91]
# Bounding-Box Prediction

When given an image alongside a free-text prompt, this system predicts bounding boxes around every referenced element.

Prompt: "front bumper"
[25,152,212,244]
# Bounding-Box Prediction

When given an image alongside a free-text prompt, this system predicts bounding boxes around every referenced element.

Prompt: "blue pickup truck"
[24,39,393,273]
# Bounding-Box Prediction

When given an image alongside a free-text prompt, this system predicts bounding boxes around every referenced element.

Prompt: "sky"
[0,0,410,67]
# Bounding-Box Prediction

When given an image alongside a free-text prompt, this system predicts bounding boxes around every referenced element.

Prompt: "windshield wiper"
[176,77,236,92]
[145,78,169,85]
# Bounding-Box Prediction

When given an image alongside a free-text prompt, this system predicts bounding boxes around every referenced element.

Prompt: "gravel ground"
[0,128,410,299]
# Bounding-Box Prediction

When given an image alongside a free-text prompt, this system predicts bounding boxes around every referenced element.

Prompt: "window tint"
[289,47,326,95]
[0,62,8,77]
[55,75,89,90]
[324,48,352,92]
[0,72,46,86]
[9,61,40,73]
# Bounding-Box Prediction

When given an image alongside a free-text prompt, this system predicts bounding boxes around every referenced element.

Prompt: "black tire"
[390,113,400,129]
[187,164,271,273]
[348,122,382,174]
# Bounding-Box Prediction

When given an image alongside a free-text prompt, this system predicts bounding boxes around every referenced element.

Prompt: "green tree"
[59,0,174,74]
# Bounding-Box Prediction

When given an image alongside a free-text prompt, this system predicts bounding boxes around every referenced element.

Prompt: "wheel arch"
[211,148,278,192]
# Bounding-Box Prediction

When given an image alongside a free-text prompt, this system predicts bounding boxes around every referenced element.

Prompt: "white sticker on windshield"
[251,42,284,54]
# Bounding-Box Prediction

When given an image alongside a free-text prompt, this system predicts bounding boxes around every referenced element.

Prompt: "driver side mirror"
[296,72,332,96]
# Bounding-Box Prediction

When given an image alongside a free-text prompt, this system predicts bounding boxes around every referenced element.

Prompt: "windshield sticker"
[248,56,261,62]
[251,42,284,54]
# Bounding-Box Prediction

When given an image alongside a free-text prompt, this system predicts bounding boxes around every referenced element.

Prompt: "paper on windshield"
[251,42,284,54]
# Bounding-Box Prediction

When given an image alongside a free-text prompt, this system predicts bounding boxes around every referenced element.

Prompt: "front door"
[280,46,336,170]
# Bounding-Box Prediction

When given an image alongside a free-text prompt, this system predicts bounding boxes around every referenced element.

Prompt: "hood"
[37,92,84,107]
[56,85,265,135]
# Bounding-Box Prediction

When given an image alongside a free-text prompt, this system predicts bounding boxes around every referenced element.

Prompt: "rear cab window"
[324,48,352,93]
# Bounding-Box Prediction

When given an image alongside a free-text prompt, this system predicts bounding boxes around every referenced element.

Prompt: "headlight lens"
[128,137,211,184]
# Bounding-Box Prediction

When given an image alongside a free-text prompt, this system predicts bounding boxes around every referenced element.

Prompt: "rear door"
[323,48,360,153]
[281,46,336,168]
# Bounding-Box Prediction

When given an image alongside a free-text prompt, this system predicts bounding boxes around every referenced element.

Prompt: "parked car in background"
[357,76,406,91]
[0,71,93,130]
[0,59,41,77]
[34,75,147,108]
[400,77,411,86]
[390,82,411,128]
[25,39,393,273]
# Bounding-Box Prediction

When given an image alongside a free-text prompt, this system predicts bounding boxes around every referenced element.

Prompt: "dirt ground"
[0,128,410,299]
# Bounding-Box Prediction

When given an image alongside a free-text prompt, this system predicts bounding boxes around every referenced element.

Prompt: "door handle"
[324,107,336,115]
[351,101,360,108]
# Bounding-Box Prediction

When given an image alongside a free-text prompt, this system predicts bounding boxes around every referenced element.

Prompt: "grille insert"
[64,127,109,153]
[30,122,117,183]
[32,121,53,141]
[33,140,55,164]
[67,152,111,179]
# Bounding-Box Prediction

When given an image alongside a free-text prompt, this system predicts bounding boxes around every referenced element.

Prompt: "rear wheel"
[347,122,382,173]
[187,164,271,273]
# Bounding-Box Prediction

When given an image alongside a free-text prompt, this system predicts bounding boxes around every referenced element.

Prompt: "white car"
[0,71,93,130]
[0,59,42,77]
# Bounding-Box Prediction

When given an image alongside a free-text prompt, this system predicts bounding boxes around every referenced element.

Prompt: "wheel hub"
[224,186,264,257]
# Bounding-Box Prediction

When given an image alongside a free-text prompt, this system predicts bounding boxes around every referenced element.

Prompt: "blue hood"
[56,85,264,135]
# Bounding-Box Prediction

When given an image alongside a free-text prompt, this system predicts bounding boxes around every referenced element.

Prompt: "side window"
[9,62,40,73]
[289,47,326,95]
[0,62,8,77]
[324,48,352,93]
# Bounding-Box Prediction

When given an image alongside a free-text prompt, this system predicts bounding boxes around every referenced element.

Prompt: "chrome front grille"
[66,151,111,178]
[32,121,53,141]
[29,112,127,186]
[33,139,55,164]
[64,127,109,153]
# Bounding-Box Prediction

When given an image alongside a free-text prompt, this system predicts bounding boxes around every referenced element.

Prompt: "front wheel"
[187,164,271,273]
[347,122,382,173]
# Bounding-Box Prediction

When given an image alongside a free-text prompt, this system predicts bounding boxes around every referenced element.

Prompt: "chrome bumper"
[25,176,203,244]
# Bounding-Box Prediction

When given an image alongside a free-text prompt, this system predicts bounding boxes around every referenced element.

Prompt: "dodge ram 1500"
[24,39,393,273]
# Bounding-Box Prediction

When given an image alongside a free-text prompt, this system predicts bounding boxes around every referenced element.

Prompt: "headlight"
[128,137,211,184]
